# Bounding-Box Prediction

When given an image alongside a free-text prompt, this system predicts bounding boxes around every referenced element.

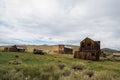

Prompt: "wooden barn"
[74,37,101,60]
[53,45,73,54]
[4,45,27,52]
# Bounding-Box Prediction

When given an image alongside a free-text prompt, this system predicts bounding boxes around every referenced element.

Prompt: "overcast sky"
[0,0,120,50]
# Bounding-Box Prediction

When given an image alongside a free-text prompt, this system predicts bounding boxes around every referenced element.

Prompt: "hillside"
[101,48,119,53]
[0,52,120,80]
[0,45,120,80]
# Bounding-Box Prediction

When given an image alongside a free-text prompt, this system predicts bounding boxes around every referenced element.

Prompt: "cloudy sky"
[0,0,120,50]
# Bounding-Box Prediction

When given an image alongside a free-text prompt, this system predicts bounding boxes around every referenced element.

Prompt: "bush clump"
[58,63,66,70]
[71,63,87,71]
[94,71,120,80]
[83,70,94,78]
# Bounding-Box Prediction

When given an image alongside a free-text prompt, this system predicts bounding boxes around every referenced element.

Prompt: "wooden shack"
[53,45,73,54]
[33,48,44,55]
[113,53,120,57]
[74,37,101,60]
[4,45,27,52]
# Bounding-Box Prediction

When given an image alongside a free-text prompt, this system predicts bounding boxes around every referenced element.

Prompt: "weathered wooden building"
[113,53,120,57]
[4,45,27,52]
[74,37,101,60]
[53,45,73,54]
[33,48,45,55]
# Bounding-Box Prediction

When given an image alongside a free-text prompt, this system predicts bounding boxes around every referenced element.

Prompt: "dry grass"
[0,45,120,80]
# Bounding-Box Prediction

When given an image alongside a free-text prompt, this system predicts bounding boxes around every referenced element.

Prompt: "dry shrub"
[71,62,87,71]
[61,67,71,77]
[42,63,59,73]
[58,63,66,70]
[83,70,94,78]
[94,71,120,80]
[59,71,92,80]
[0,68,25,80]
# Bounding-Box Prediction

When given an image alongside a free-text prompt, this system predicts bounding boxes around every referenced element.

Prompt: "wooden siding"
[74,37,101,60]
[53,45,73,54]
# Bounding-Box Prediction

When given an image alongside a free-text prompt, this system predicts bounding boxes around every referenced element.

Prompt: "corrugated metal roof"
[64,46,72,49]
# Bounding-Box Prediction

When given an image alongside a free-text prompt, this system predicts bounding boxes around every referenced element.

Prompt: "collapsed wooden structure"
[53,45,73,54]
[33,48,44,55]
[4,45,27,52]
[74,37,101,60]
[113,53,120,57]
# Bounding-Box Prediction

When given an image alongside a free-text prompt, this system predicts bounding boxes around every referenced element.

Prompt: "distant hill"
[101,48,119,53]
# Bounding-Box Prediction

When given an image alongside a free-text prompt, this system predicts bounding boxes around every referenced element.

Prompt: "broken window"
[82,45,85,48]
[87,43,91,46]
[92,53,95,56]
[82,43,85,48]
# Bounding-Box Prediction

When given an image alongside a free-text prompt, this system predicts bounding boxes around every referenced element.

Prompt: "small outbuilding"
[53,45,73,54]
[33,48,45,55]
[113,53,120,57]
[4,45,27,52]
[74,37,101,60]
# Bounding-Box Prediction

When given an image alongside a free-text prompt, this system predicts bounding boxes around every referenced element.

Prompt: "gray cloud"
[0,0,120,50]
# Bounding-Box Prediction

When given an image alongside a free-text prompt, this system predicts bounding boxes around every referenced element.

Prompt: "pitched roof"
[12,45,27,49]
[82,37,100,44]
[64,46,72,49]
